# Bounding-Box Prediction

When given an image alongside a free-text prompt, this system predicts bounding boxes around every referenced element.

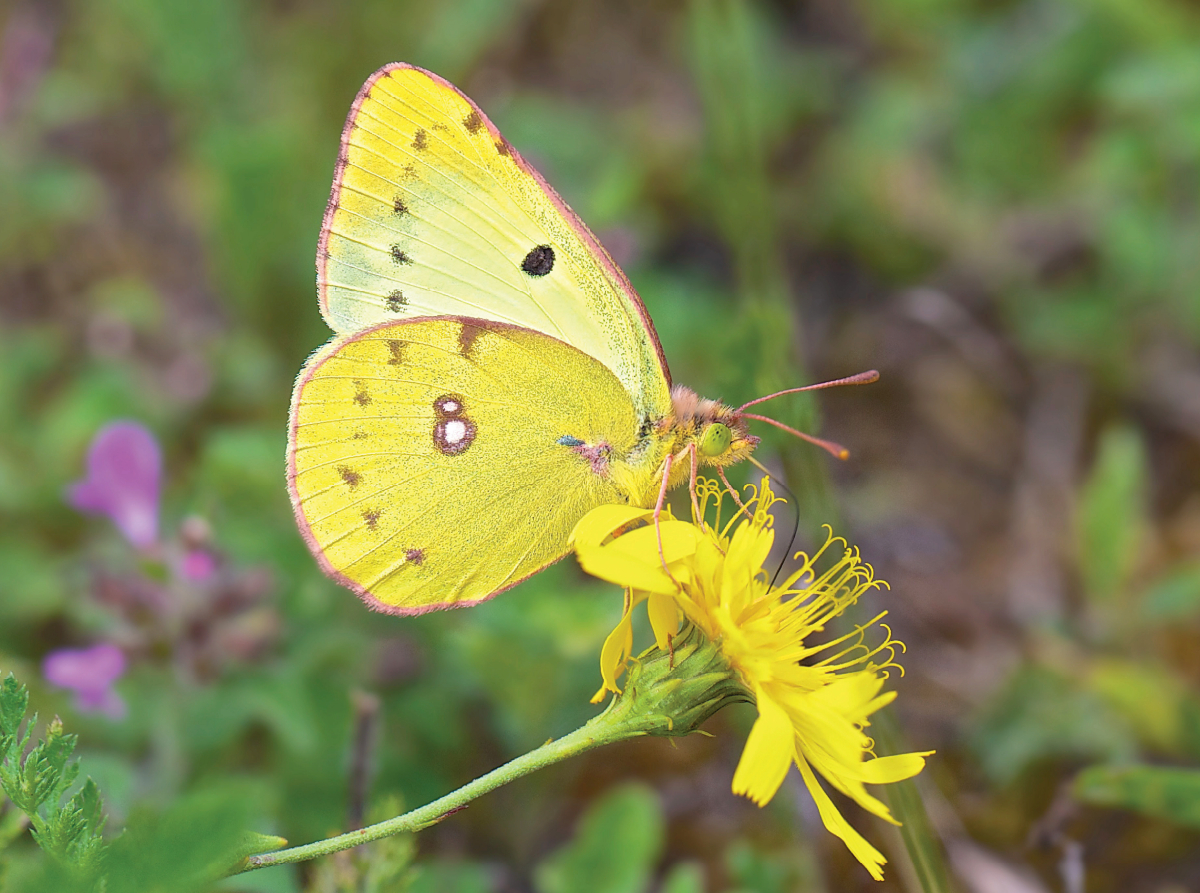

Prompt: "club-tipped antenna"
[737,369,879,413]
[740,413,851,460]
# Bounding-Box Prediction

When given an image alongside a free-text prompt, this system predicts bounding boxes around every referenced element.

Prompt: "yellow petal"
[570,504,658,550]
[575,522,698,593]
[795,752,888,881]
[721,517,773,597]
[731,687,794,806]
[597,602,636,694]
[576,545,691,594]
[857,752,933,785]
[647,590,681,651]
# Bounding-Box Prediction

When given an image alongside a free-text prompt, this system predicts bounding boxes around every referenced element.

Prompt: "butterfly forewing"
[320,64,672,421]
[288,317,640,612]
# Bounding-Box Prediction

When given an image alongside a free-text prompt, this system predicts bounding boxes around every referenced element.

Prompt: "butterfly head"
[670,386,759,469]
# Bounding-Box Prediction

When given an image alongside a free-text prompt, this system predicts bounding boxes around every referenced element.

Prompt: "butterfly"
[287,63,870,614]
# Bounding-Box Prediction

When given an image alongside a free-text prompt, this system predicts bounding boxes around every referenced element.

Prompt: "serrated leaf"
[0,675,29,741]
[1073,764,1200,828]
[76,779,106,836]
[0,676,111,873]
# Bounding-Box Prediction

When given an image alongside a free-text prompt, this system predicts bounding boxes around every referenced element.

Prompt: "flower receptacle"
[597,626,749,740]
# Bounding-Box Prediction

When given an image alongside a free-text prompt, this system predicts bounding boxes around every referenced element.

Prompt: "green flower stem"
[238,630,741,875]
[238,715,618,873]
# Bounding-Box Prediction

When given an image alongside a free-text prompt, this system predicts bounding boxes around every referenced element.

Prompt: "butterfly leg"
[652,451,679,582]
[717,466,754,521]
[684,442,700,524]
[651,443,702,580]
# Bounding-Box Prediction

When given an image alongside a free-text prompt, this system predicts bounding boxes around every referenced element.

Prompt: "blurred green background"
[3,0,1200,890]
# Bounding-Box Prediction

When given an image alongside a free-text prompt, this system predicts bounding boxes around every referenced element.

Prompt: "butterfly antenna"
[740,413,852,460]
[745,457,801,590]
[737,370,879,413]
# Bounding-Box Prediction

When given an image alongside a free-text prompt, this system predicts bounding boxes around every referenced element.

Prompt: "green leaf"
[103,784,262,893]
[1073,764,1200,828]
[724,839,819,893]
[1088,659,1196,754]
[0,672,110,874]
[534,783,664,893]
[660,861,706,893]
[1076,424,1147,605]
[1139,563,1200,622]
[971,664,1137,785]
[0,675,29,742]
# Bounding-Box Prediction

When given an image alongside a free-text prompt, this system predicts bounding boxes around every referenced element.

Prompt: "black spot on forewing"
[387,340,406,365]
[522,245,554,276]
[393,196,409,216]
[390,246,411,265]
[386,290,407,312]
[412,129,428,151]
[463,111,483,134]
[339,466,361,489]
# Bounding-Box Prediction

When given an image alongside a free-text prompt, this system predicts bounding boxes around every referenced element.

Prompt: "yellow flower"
[571,479,932,881]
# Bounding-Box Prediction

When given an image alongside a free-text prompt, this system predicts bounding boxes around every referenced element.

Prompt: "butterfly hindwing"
[288,317,641,612]
[319,63,672,420]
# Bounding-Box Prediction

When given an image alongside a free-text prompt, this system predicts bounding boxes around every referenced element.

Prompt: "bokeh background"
[3,0,1200,890]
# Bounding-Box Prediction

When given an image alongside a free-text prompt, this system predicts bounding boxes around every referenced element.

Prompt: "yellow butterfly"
[287,64,865,614]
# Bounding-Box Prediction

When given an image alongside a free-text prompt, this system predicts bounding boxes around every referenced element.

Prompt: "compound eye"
[699,422,733,458]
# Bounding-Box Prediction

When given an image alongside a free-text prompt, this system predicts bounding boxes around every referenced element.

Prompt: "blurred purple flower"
[180,548,217,582]
[68,421,161,549]
[43,644,127,718]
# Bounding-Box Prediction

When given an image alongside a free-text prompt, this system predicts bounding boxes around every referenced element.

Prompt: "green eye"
[699,423,733,457]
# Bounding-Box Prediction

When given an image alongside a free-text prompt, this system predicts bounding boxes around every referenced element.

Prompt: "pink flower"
[68,421,161,549]
[43,644,127,718]
[180,549,218,582]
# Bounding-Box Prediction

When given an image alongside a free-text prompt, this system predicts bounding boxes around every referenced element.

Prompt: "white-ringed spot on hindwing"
[433,393,476,456]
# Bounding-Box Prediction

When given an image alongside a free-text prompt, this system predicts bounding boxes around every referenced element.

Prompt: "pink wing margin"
[314,61,672,388]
